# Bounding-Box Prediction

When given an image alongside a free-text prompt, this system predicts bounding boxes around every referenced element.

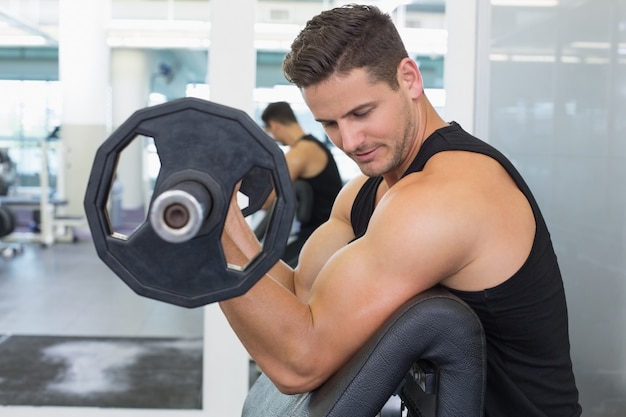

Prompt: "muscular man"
[221,5,581,416]
[260,102,343,267]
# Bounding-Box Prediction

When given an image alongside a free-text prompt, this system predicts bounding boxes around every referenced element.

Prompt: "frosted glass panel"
[484,0,626,414]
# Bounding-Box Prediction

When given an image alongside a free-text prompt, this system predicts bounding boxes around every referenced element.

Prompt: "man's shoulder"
[338,175,370,201]
[332,175,368,207]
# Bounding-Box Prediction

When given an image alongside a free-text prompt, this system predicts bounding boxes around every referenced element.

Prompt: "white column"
[444,0,478,134]
[110,48,150,210]
[207,1,257,111]
[58,0,111,217]
[203,0,257,416]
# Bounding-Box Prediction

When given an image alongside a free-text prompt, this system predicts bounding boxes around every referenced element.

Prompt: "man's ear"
[266,120,279,133]
[398,57,424,99]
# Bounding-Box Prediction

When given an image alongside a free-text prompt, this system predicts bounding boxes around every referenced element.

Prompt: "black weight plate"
[84,97,296,308]
[240,166,274,217]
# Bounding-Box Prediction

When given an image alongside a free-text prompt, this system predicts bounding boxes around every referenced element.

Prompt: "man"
[221,4,581,416]
[260,102,343,267]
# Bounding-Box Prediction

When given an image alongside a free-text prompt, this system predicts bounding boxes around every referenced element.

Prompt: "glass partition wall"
[480,0,626,414]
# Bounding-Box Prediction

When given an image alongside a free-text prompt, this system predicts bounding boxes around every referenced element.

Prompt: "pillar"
[58,0,111,217]
[110,48,150,211]
[444,0,479,134]
[203,0,257,415]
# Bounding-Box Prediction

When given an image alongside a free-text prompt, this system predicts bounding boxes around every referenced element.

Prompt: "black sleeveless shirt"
[351,122,582,417]
[298,135,343,237]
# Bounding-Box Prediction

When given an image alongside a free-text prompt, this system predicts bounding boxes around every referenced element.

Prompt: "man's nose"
[337,122,361,153]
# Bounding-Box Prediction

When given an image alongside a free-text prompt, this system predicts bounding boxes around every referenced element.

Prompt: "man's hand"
[221,183,263,269]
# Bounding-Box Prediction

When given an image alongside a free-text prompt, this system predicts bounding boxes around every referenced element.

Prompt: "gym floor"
[0,236,204,338]
[0,235,206,409]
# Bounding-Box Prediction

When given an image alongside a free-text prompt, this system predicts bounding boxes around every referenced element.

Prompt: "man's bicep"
[293,175,367,300]
[294,217,355,300]
[301,233,420,378]
[307,198,451,360]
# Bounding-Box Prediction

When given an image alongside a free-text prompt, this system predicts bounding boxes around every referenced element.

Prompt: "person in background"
[260,101,343,267]
[220,5,581,416]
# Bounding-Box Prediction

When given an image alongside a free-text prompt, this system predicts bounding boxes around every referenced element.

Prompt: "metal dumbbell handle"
[149,181,213,243]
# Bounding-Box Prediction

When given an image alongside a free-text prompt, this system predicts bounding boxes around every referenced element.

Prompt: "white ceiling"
[0,0,447,53]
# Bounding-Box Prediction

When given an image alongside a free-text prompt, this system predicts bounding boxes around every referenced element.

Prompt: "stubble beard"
[357,103,415,178]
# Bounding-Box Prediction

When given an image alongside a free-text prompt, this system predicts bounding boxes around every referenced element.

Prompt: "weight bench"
[0,196,83,245]
[242,286,486,417]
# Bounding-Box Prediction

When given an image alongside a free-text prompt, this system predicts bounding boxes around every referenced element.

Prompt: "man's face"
[302,68,416,178]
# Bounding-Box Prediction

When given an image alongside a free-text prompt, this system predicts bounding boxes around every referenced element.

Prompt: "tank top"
[350,122,582,417]
[298,135,343,237]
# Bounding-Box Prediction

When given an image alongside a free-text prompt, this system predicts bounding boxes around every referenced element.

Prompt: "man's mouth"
[352,147,378,163]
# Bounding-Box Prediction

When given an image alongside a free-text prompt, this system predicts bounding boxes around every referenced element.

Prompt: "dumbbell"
[84,97,296,308]
[0,205,16,238]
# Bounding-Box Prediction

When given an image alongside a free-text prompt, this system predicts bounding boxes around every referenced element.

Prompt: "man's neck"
[284,124,307,146]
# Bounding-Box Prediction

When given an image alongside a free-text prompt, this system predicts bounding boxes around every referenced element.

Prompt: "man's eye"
[354,110,371,118]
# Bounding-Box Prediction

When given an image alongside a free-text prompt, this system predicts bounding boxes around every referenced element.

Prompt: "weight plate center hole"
[164,203,189,229]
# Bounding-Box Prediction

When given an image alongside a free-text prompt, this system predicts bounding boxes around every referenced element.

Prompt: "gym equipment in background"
[0,204,23,259]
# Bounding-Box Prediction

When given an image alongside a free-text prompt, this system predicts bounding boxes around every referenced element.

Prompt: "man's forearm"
[221,202,296,293]
[219,277,322,393]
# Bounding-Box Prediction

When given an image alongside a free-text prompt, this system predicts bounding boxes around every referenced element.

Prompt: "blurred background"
[0,0,624,416]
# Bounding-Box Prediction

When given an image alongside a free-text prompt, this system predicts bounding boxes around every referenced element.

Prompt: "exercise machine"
[0,130,84,246]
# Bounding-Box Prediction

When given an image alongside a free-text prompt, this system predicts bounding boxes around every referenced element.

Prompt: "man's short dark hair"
[283,4,409,89]
[261,101,298,126]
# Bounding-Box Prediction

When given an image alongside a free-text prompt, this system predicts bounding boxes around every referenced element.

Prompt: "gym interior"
[0,0,624,415]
